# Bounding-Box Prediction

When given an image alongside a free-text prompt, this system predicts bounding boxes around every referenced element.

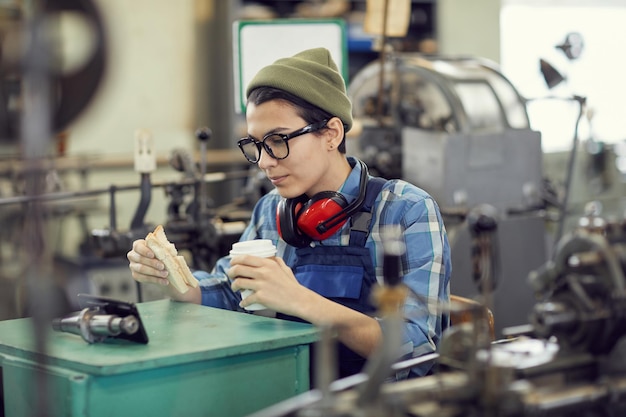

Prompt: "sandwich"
[145,225,199,293]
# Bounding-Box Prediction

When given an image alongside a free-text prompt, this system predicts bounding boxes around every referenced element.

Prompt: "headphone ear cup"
[297,191,348,241]
[277,196,312,248]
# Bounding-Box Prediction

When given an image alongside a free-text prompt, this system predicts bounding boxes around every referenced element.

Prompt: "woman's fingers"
[127,239,169,285]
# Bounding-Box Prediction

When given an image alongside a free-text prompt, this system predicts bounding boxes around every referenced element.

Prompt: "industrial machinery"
[87,127,253,274]
[0,0,257,317]
[0,0,107,143]
[347,53,538,199]
[251,211,626,417]
[347,53,552,337]
[69,130,256,305]
[0,127,257,313]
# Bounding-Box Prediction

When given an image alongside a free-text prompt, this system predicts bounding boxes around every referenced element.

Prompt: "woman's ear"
[325,117,345,149]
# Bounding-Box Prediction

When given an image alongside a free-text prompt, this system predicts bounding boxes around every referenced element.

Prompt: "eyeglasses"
[237,119,329,164]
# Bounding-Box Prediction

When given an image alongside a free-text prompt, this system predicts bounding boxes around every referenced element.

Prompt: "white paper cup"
[230,240,276,311]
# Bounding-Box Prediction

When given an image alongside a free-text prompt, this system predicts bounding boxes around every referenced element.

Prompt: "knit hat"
[246,47,353,132]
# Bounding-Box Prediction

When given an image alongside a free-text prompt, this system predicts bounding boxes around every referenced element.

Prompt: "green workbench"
[0,299,318,417]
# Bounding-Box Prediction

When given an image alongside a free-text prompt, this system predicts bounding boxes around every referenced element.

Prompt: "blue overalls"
[277,177,386,378]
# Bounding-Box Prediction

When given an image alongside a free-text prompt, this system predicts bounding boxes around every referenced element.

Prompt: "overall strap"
[349,177,386,247]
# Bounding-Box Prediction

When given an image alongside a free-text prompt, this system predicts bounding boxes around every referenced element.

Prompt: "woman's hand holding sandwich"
[127,226,201,304]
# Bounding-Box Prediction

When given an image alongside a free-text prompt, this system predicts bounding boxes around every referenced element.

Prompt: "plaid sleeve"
[195,191,283,310]
[372,181,452,377]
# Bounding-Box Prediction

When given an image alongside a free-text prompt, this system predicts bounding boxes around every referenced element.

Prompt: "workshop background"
[1,0,626,416]
[1,0,625,338]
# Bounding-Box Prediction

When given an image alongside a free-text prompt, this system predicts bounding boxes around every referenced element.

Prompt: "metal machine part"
[528,215,626,355]
[467,203,500,295]
[0,0,107,142]
[52,307,139,344]
[347,53,545,215]
[83,169,250,261]
[250,212,626,417]
[51,294,149,344]
[160,127,250,271]
[87,127,252,273]
[347,53,531,179]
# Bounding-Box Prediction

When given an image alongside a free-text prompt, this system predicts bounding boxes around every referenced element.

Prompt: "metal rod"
[108,185,117,230]
[553,96,586,252]
[21,6,54,417]
[0,169,253,206]
[376,0,390,124]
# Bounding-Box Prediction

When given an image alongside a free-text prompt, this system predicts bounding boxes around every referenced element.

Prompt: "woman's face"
[245,100,336,199]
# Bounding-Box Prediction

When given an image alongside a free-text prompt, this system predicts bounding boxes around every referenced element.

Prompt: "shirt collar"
[338,157,365,204]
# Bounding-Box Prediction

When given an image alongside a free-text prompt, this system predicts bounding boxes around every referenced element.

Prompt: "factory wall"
[437,0,501,63]
[67,0,197,157]
[52,0,242,259]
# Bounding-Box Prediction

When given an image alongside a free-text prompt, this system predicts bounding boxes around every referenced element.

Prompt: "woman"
[127,47,451,378]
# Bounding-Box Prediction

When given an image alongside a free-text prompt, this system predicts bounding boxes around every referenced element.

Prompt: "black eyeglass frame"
[237,119,329,163]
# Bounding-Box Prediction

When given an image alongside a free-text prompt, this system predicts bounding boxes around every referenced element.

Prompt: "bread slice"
[145,225,199,293]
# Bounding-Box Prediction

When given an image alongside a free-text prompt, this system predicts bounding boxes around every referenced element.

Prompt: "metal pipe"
[130,172,151,230]
[0,169,253,206]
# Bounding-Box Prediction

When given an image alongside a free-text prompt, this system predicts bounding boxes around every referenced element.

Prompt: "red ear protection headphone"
[276,160,369,247]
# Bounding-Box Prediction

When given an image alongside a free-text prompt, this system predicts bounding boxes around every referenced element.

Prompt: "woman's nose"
[257,147,277,169]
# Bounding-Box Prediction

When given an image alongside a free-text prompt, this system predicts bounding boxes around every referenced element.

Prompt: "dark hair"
[247,86,346,153]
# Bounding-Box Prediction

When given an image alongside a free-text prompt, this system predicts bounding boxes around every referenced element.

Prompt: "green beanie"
[246,47,353,132]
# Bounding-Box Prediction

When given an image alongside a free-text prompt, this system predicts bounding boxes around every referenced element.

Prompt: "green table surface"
[0,299,318,375]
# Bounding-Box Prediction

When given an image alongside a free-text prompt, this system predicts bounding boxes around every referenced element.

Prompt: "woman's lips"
[269,175,287,186]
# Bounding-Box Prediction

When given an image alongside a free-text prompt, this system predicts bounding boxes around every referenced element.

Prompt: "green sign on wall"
[233,18,348,114]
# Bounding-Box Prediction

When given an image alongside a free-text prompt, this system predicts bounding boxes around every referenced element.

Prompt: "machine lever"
[195,127,212,219]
